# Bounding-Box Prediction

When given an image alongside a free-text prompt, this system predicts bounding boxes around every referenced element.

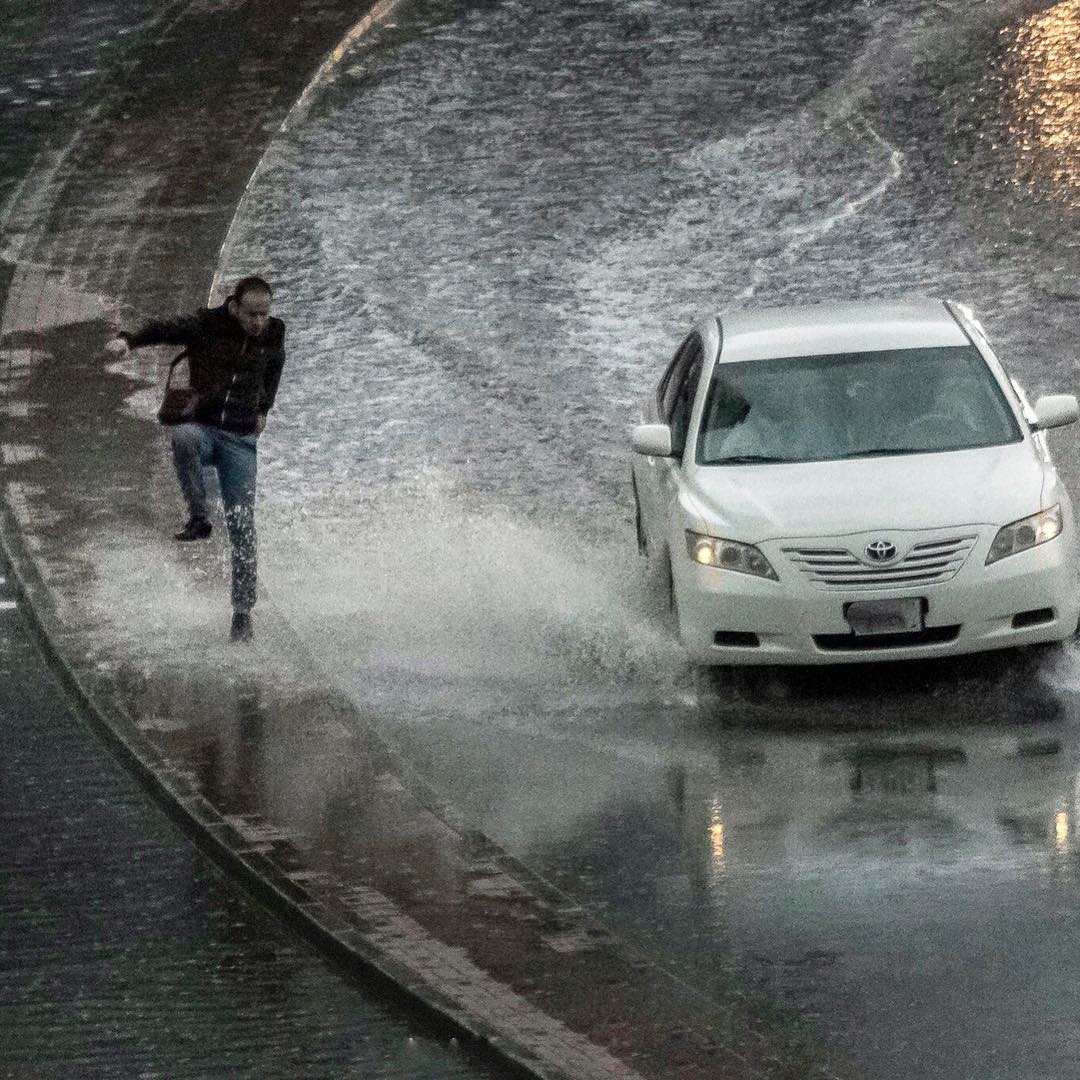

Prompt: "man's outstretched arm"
[105,311,204,356]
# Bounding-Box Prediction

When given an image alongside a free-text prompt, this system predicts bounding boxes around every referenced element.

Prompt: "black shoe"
[174,516,212,541]
[230,610,253,643]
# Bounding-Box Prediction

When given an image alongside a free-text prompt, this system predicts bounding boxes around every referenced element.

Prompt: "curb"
[2,482,661,1080]
[0,498,545,1078]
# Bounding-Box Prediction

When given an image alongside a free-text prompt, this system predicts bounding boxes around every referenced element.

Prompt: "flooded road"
[391,661,1080,1079]
[0,8,512,1079]
[0,0,165,224]
[72,0,1080,1076]
[0,543,513,1078]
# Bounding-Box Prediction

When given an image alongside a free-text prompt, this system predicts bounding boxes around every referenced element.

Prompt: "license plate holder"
[844,597,925,636]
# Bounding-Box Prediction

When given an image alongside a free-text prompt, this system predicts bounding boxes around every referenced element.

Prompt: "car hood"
[685,442,1051,540]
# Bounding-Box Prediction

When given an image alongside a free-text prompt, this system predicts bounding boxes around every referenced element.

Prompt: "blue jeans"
[170,423,258,613]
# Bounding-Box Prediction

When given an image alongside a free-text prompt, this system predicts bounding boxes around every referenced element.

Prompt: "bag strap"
[164,350,190,389]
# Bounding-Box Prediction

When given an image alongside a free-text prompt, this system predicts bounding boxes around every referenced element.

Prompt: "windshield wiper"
[842,447,921,458]
[707,454,790,465]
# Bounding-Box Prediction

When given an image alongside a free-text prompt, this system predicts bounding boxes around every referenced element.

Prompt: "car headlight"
[686,531,778,580]
[985,505,1062,565]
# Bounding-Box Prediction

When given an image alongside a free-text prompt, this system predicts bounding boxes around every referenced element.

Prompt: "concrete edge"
[0,494,560,1080]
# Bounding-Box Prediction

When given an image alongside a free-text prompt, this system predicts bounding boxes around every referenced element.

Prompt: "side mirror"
[631,423,674,457]
[1031,394,1079,431]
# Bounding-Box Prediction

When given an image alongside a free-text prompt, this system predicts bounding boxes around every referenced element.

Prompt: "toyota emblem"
[865,539,897,563]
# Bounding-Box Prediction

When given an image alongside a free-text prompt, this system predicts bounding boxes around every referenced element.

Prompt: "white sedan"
[631,298,1080,665]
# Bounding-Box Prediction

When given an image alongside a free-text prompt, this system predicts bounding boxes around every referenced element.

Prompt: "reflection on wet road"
[1000,0,1080,207]
[121,628,1080,1077]
[377,655,1080,1079]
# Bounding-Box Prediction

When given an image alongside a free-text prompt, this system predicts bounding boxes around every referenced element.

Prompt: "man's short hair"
[231,275,273,304]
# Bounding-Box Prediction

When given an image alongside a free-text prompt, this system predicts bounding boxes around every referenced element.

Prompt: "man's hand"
[104,336,130,357]
[255,414,267,435]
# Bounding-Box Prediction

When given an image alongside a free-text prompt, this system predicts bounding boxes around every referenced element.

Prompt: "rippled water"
[215,0,1080,702]
[206,3,1080,1078]
[7,1,1078,1077]
[0,0,167,221]
[0,7,513,1079]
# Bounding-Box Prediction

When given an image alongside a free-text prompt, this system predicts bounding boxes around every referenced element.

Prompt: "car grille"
[781,535,978,590]
[813,625,962,651]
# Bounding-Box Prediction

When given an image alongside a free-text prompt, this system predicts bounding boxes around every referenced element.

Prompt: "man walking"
[105,276,285,642]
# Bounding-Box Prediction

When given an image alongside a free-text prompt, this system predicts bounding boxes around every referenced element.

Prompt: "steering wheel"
[901,412,956,435]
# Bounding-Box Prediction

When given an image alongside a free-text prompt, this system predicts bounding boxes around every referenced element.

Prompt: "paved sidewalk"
[0,544,513,1080]
[0,2,854,1078]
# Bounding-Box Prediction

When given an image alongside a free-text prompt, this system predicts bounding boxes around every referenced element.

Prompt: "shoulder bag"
[157,351,199,425]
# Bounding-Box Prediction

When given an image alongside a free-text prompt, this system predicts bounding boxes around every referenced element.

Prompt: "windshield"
[696,345,1023,465]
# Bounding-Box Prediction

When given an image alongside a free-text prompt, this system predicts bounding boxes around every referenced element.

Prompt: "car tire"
[644,542,675,625]
[632,474,647,556]
[665,554,680,636]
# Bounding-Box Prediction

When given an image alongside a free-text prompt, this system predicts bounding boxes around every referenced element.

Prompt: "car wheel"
[644,542,674,621]
[665,555,680,635]
[632,474,647,556]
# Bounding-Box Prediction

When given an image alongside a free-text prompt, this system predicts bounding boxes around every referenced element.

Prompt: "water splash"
[261,483,688,711]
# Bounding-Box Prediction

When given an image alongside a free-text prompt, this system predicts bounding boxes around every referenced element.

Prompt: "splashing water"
[208,0,1080,714]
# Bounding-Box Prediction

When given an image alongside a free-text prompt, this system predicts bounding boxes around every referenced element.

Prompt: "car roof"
[715,298,971,364]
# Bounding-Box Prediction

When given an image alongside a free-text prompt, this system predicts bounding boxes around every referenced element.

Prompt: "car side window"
[670,350,703,456]
[657,334,700,422]
[661,335,704,456]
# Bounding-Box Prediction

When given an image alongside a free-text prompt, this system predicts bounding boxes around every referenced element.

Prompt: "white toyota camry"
[631,299,1080,665]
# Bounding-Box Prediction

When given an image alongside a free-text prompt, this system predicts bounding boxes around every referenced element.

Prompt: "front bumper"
[674,531,1080,666]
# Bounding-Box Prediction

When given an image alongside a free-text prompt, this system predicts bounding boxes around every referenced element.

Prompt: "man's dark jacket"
[122,303,285,435]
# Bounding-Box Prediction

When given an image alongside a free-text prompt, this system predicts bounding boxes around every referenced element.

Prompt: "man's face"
[229,289,272,338]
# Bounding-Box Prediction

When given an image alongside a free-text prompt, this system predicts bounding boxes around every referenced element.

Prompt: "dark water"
[0,550,514,1079]
[10,0,1080,1077]
[0,0,163,221]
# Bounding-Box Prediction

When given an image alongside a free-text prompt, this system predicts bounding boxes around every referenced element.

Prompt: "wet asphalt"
[0,542,514,1079]
[9,1,1080,1079]
[213,1,1080,1077]
[0,6,511,1078]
